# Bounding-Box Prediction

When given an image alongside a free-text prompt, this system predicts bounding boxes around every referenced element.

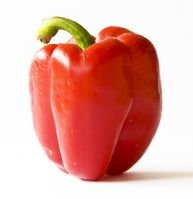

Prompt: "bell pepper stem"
[37,16,94,50]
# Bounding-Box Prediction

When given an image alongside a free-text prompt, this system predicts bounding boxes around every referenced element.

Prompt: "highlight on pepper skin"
[29,16,162,181]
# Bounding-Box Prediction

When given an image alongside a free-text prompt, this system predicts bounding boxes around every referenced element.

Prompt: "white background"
[0,0,193,198]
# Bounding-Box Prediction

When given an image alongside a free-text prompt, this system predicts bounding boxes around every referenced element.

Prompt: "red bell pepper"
[29,17,162,180]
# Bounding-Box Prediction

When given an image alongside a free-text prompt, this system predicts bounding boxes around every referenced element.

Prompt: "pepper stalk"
[37,16,95,50]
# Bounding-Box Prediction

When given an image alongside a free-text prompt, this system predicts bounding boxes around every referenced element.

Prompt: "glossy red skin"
[29,44,65,171]
[50,39,133,180]
[29,27,162,180]
[97,27,162,174]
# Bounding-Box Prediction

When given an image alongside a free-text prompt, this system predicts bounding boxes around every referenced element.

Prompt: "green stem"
[37,16,95,50]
